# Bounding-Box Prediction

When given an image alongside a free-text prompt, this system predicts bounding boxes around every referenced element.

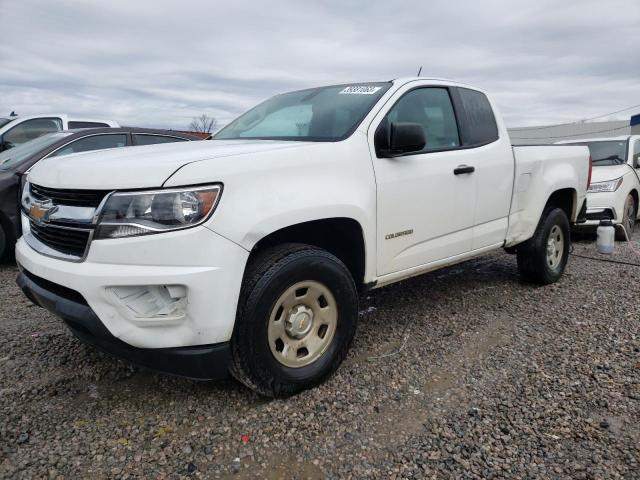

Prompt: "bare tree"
[189,114,218,133]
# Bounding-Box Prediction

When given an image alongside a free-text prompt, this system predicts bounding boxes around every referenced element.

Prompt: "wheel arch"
[247,217,367,289]
[629,189,639,217]
[544,188,577,221]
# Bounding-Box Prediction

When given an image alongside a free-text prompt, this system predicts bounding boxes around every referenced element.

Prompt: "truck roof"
[391,76,479,90]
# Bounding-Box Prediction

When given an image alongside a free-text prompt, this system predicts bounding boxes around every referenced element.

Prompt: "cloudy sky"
[1,0,639,131]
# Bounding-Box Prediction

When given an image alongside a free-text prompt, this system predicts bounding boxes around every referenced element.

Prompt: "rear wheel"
[517,208,570,285]
[0,224,6,262]
[616,194,636,241]
[229,243,358,397]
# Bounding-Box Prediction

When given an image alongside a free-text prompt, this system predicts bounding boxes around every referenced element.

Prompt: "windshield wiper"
[593,155,624,165]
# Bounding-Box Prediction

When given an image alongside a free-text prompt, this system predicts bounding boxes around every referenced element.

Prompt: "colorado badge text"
[385,229,413,240]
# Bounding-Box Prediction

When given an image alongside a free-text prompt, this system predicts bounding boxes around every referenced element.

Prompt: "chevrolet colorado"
[16,78,590,396]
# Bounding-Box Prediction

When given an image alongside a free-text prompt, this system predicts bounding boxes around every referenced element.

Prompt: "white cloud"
[1,0,639,129]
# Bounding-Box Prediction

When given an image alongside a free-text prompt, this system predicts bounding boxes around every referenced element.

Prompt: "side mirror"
[375,119,426,157]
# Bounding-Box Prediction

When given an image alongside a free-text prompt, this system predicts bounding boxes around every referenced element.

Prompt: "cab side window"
[50,134,128,157]
[2,118,62,149]
[454,88,499,146]
[633,140,640,168]
[385,88,460,152]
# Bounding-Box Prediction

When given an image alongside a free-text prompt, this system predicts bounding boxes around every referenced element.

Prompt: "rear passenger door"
[450,88,514,250]
[132,134,190,146]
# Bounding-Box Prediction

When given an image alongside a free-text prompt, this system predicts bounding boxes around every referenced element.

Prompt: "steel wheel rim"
[546,225,564,270]
[267,280,338,368]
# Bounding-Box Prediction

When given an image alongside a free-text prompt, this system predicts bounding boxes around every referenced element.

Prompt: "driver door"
[371,86,477,276]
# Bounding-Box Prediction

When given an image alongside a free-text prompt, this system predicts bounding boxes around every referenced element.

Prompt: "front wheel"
[229,243,358,397]
[616,194,636,241]
[517,207,570,285]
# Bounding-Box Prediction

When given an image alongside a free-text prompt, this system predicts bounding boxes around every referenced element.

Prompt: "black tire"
[615,194,636,241]
[0,224,6,262]
[517,207,570,285]
[229,243,358,397]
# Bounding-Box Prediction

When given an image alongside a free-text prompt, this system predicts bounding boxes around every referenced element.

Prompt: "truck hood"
[590,164,633,183]
[27,140,316,190]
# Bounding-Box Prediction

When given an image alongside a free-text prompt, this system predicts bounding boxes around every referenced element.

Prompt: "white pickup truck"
[0,114,119,152]
[16,78,590,396]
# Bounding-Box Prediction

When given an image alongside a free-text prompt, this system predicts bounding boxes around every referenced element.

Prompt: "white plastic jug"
[596,220,615,254]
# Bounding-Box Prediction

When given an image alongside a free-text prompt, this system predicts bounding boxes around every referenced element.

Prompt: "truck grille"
[29,220,91,257]
[30,183,110,208]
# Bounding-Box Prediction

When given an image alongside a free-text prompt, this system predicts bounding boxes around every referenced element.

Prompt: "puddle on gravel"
[210,318,510,478]
[222,456,324,480]
[367,315,511,445]
[65,371,158,408]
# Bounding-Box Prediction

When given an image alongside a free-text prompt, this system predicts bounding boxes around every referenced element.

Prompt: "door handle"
[454,165,475,175]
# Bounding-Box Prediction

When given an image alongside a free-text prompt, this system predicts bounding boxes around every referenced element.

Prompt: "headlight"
[587,177,623,193]
[95,185,221,239]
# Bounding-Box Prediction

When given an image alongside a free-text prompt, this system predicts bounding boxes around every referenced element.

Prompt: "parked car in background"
[15,78,589,396]
[0,114,119,152]
[0,127,201,259]
[558,136,640,240]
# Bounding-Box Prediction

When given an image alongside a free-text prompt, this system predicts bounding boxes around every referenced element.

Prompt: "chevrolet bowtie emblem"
[29,199,58,223]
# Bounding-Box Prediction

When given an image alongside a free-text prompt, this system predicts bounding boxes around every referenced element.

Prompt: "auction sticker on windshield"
[340,86,382,95]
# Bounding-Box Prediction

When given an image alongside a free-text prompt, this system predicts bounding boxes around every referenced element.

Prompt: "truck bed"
[505,144,590,246]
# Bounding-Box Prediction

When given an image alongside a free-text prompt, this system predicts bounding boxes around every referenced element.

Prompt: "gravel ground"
[1,234,639,479]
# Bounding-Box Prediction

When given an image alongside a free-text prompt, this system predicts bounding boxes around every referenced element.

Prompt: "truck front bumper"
[15,224,250,379]
[577,191,624,228]
[17,268,230,379]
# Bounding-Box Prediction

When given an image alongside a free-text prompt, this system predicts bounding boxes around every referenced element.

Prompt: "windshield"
[0,118,13,129]
[0,132,70,170]
[214,82,391,142]
[572,140,628,166]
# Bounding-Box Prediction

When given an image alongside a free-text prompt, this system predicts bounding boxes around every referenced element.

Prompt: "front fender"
[164,137,379,282]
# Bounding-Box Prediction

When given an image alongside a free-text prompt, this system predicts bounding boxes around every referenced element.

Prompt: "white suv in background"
[0,114,119,152]
[558,136,640,240]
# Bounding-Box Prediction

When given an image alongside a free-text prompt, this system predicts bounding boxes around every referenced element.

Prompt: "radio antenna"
[416,66,422,77]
